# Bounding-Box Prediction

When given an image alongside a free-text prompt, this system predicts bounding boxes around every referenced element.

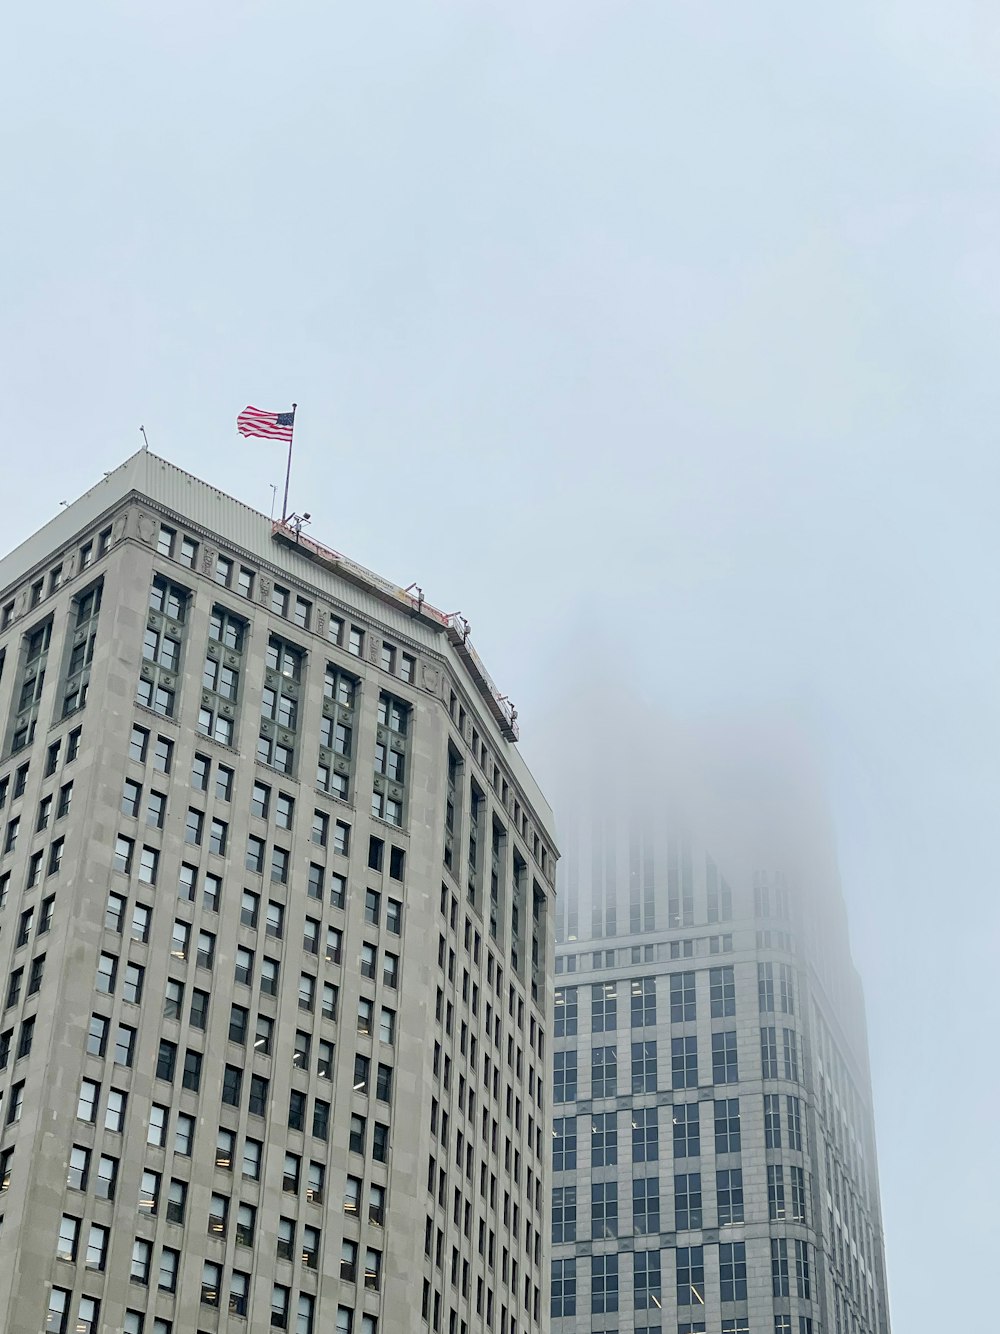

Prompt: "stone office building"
[0,450,557,1334]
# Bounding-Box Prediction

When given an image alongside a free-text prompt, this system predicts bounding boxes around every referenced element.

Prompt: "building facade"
[0,451,557,1334]
[549,778,891,1334]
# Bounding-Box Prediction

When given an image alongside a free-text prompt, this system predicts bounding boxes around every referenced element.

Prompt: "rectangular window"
[670,971,696,1022]
[632,1106,658,1163]
[712,1030,739,1084]
[709,966,736,1017]
[719,1241,747,1302]
[553,1050,577,1103]
[672,1035,698,1088]
[676,1245,705,1307]
[590,1110,617,1167]
[717,1168,745,1225]
[674,1172,702,1230]
[673,1102,700,1158]
[591,1044,618,1098]
[633,1176,660,1235]
[631,1039,658,1093]
[714,1097,741,1153]
[630,976,656,1026]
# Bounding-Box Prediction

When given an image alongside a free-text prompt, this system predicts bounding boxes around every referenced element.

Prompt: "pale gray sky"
[5,3,999,1326]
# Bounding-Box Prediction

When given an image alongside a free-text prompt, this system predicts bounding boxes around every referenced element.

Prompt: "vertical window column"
[200,606,246,745]
[138,577,189,718]
[61,582,103,717]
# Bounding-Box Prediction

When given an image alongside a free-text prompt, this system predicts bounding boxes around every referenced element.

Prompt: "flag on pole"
[237,405,296,443]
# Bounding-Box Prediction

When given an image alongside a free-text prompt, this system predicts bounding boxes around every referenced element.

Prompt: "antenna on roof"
[140,426,150,452]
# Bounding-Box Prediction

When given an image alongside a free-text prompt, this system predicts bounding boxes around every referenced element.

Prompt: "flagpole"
[281,403,297,522]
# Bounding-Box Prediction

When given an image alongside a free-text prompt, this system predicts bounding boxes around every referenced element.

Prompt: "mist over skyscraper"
[547,720,891,1334]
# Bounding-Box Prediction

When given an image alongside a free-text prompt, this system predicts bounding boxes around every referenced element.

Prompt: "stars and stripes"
[236,405,296,443]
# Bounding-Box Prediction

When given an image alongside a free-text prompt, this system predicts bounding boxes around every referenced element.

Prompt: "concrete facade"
[549,788,891,1334]
[0,451,557,1334]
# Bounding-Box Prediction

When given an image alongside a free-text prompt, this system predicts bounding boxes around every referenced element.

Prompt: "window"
[767,1164,786,1220]
[761,1026,779,1079]
[670,971,696,1022]
[631,976,656,1026]
[712,1030,739,1084]
[67,1145,90,1191]
[551,1258,576,1318]
[243,1138,263,1180]
[266,900,285,938]
[710,966,736,1017]
[96,952,117,995]
[673,1102,700,1158]
[591,1253,619,1314]
[213,1131,234,1173]
[782,1027,799,1081]
[105,1087,127,1131]
[56,1213,80,1260]
[84,1222,109,1271]
[553,1115,577,1171]
[77,1297,100,1334]
[159,1247,179,1292]
[175,1112,195,1154]
[794,1238,811,1299]
[590,1110,617,1166]
[633,1175,660,1235]
[591,1180,617,1239]
[719,1241,747,1302]
[672,1035,698,1088]
[717,1168,744,1225]
[113,836,134,874]
[764,1093,781,1147]
[631,1039,658,1093]
[235,947,254,986]
[386,896,402,932]
[554,987,577,1037]
[166,1184,188,1221]
[553,1049,577,1103]
[790,1164,808,1223]
[633,1106,659,1162]
[47,1289,70,1333]
[230,1271,251,1317]
[675,1172,702,1230]
[677,1245,705,1307]
[787,1094,802,1149]
[123,962,144,1004]
[201,1261,222,1306]
[222,1065,243,1106]
[209,817,228,855]
[272,1284,290,1329]
[131,1238,152,1285]
[251,780,270,820]
[714,1098,741,1153]
[147,1103,168,1146]
[114,1023,136,1067]
[139,1169,160,1214]
[771,1238,789,1297]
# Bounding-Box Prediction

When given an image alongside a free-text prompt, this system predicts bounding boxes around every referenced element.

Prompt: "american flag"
[236,405,296,443]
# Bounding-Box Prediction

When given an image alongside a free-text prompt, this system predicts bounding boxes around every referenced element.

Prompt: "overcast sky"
[4,2,999,1326]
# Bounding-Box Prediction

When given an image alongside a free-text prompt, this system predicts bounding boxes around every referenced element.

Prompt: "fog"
[4,2,1000,1326]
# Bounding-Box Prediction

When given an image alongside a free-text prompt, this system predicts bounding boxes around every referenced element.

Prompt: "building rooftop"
[0,448,552,829]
